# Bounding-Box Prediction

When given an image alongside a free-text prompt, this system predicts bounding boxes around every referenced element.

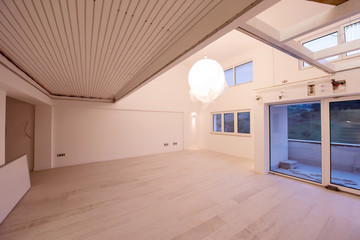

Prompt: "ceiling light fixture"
[188,57,227,106]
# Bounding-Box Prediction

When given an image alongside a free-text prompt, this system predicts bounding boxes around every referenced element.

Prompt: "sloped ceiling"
[0,0,261,102]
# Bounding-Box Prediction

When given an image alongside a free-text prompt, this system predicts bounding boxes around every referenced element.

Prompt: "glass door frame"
[323,96,360,195]
[268,96,360,196]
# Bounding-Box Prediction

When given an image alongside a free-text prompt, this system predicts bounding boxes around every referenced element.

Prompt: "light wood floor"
[1,150,360,240]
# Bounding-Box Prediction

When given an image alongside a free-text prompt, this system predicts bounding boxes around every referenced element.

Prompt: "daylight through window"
[212,111,250,135]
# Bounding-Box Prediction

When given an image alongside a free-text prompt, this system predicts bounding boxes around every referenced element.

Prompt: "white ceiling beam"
[280,0,360,42]
[314,39,360,60]
[333,58,360,72]
[246,17,281,41]
[237,25,334,73]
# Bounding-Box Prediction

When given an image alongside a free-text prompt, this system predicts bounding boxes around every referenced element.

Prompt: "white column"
[34,105,53,170]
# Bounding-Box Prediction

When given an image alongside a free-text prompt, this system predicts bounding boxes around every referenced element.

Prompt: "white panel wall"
[0,155,30,223]
[53,107,183,167]
[198,45,274,160]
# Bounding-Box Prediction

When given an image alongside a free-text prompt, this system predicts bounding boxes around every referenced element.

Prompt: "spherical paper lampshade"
[188,58,227,104]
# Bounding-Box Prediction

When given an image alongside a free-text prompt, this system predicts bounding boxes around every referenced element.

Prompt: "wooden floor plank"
[0,150,359,240]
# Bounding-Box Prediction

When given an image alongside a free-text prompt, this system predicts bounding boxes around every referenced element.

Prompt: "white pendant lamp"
[188,58,227,105]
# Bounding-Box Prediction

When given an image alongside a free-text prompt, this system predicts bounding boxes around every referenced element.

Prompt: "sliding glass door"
[330,99,360,191]
[270,102,322,183]
[269,97,360,194]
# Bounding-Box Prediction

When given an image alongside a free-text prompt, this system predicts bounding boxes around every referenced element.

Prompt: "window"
[237,112,250,134]
[288,103,321,141]
[224,113,234,133]
[235,61,253,85]
[345,21,360,56]
[224,68,234,87]
[213,114,222,132]
[212,111,250,135]
[301,19,360,68]
[224,61,253,86]
[270,102,322,184]
[303,32,338,67]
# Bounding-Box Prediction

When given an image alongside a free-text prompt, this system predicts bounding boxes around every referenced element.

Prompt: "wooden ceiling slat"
[95,0,136,95]
[92,0,120,97]
[111,0,216,92]
[105,0,178,95]
[36,0,77,94]
[0,0,258,100]
[102,0,161,96]
[50,0,82,95]
[13,0,72,90]
[88,0,106,97]
[0,16,59,90]
[66,0,84,95]
[104,0,155,95]
[110,1,199,88]
[91,0,115,97]
[0,37,54,92]
[0,1,67,91]
[42,0,78,95]
[90,0,126,97]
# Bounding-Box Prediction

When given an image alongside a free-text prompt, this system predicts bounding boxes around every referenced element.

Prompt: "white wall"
[53,107,183,167]
[198,45,274,160]
[51,63,198,167]
[5,97,35,170]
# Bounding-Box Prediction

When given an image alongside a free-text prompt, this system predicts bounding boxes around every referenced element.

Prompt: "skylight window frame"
[299,19,360,69]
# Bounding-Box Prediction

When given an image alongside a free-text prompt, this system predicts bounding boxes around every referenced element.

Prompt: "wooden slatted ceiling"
[0,0,258,102]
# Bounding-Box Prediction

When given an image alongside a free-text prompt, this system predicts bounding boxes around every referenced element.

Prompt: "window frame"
[299,19,360,69]
[211,110,251,136]
[224,68,234,87]
[237,110,251,135]
[223,112,235,134]
[224,60,253,87]
[212,113,222,133]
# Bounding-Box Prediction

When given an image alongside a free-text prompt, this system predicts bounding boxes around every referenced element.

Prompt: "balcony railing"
[288,139,360,172]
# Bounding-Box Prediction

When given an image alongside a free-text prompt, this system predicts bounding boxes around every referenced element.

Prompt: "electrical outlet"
[307,84,315,96]
[57,153,66,157]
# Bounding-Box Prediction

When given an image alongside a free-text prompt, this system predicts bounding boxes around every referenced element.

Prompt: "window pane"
[270,102,322,183]
[330,100,360,190]
[345,21,360,56]
[303,32,338,66]
[224,113,234,133]
[213,114,222,132]
[224,68,234,87]
[237,112,250,134]
[235,61,253,85]
[288,103,321,141]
